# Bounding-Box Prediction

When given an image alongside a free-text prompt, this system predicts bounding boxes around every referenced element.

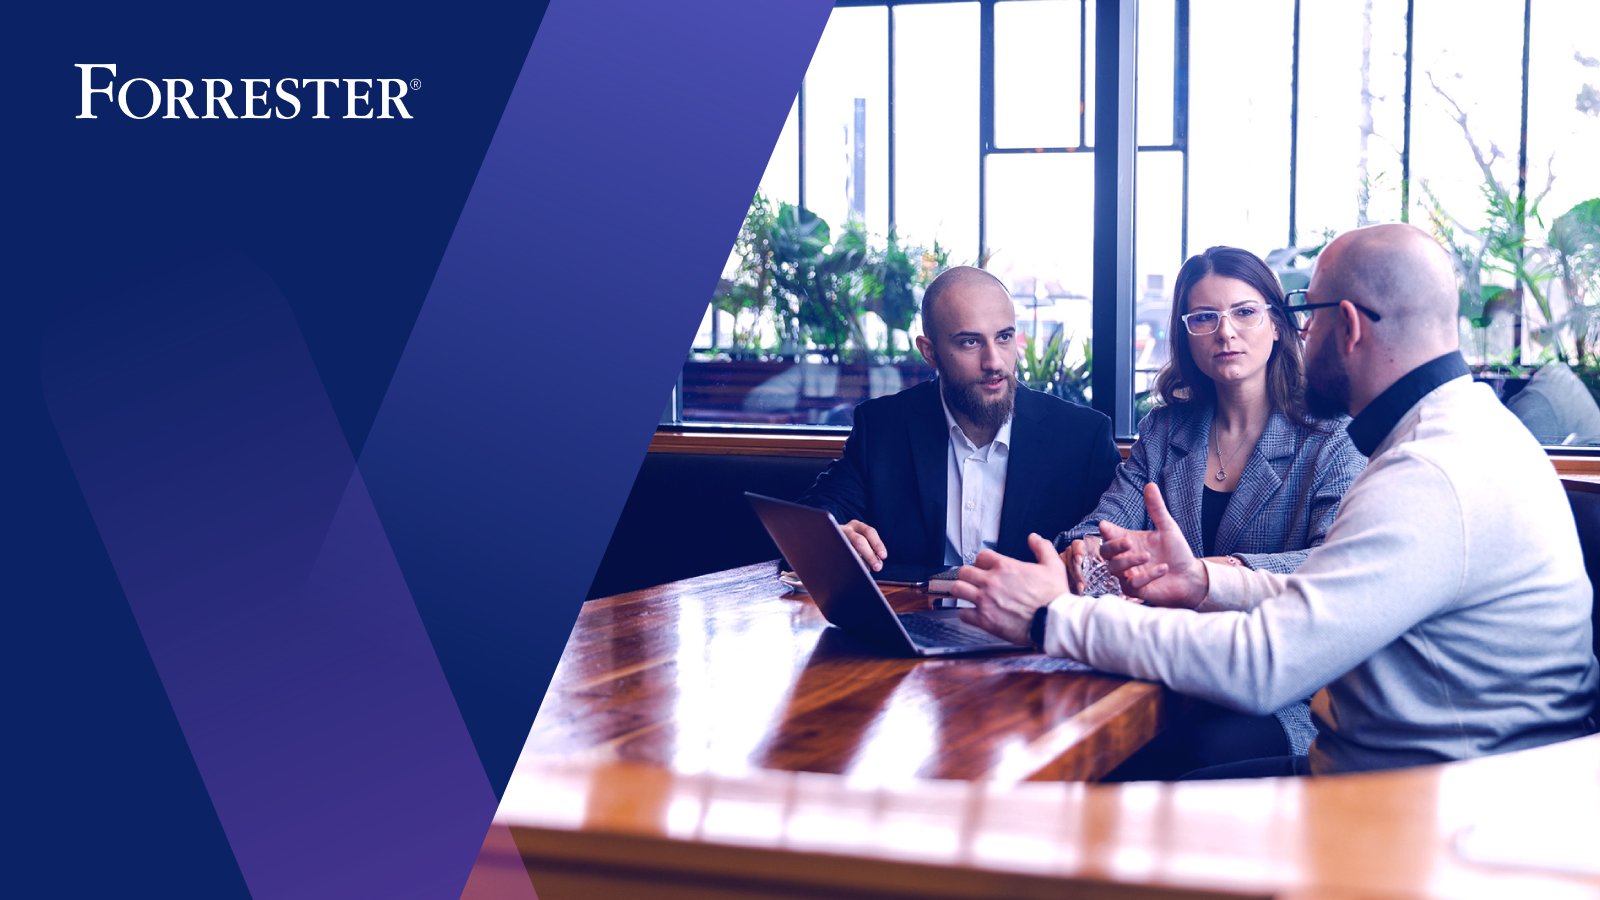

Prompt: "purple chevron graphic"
[34,1,832,897]
[41,252,506,899]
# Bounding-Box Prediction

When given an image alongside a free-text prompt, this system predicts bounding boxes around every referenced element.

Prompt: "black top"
[1346,351,1471,457]
[1201,486,1233,557]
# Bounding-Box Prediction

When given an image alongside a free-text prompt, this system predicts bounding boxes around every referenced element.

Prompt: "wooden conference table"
[521,561,1176,784]
[474,561,1600,899]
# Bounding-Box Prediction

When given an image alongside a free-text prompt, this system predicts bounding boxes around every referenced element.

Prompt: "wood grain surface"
[494,559,1600,900]
[492,733,1600,900]
[524,561,1177,785]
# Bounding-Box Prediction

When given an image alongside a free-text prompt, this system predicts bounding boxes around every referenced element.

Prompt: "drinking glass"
[1077,534,1123,598]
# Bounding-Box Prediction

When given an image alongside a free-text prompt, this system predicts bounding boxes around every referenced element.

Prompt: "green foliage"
[1421,181,1493,326]
[1018,329,1092,406]
[861,231,919,335]
[775,213,871,361]
[1423,73,1566,364]
[716,193,961,362]
[1472,285,1510,327]
[713,192,778,352]
[1547,198,1600,365]
[1476,181,1558,348]
[861,232,951,360]
[1294,228,1340,263]
[1017,329,1065,386]
[1548,198,1600,297]
[1134,388,1160,421]
[1422,176,1561,364]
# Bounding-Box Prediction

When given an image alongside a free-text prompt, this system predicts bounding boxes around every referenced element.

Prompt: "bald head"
[1312,223,1460,353]
[1302,224,1463,417]
[922,265,1011,339]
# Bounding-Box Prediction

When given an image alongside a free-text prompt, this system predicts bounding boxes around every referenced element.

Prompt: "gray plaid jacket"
[1056,400,1367,755]
[1057,401,1364,572]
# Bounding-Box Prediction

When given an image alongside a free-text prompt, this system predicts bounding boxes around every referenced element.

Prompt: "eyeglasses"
[1283,289,1384,332]
[1179,303,1271,336]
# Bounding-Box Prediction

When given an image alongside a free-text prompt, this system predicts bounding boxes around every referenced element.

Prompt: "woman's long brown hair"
[1153,246,1319,428]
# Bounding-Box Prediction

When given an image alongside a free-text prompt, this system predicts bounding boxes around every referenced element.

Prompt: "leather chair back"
[587,452,833,599]
[1562,480,1600,728]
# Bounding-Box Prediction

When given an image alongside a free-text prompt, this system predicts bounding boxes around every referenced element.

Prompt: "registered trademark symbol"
[411,79,421,90]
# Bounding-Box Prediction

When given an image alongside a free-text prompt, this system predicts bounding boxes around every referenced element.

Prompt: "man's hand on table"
[1099,483,1209,609]
[841,519,888,571]
[950,533,1069,645]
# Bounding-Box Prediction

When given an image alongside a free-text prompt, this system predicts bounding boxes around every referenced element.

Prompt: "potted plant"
[1547,198,1600,402]
[1018,329,1092,407]
[711,192,780,359]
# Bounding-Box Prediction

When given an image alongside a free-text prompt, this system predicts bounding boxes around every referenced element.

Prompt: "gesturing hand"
[841,520,888,571]
[1098,483,1209,609]
[950,534,1068,645]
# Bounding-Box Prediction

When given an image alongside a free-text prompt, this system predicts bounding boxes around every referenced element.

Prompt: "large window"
[674,0,1122,428]
[672,0,1600,451]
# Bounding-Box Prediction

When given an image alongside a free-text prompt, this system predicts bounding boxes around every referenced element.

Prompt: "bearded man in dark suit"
[798,265,1121,570]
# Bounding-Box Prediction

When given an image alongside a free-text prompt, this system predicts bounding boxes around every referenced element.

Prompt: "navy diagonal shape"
[11,0,835,896]
[41,253,496,899]
[360,0,836,796]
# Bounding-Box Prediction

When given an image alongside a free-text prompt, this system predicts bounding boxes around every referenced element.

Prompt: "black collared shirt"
[1346,351,1471,457]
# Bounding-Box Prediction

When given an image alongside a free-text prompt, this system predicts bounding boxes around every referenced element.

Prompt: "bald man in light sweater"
[952,224,1599,776]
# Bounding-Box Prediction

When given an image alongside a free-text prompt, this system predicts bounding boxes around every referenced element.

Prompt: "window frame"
[670,0,1588,457]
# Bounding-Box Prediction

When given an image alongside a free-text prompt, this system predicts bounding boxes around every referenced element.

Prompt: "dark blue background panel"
[2,375,254,900]
[42,252,496,900]
[360,0,836,797]
[18,1,553,459]
[8,0,836,895]
[10,2,549,896]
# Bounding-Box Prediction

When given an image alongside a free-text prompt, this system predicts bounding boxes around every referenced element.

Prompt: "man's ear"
[915,334,936,367]
[1339,300,1364,356]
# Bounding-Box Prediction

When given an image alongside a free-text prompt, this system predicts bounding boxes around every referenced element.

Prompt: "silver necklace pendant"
[1211,413,1262,487]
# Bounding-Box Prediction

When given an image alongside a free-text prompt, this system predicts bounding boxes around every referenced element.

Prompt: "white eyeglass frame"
[1179,303,1271,336]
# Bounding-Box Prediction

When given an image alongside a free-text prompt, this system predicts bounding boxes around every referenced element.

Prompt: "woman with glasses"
[1056,245,1366,780]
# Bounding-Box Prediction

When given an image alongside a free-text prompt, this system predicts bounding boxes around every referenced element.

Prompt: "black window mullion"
[1288,0,1301,248]
[1514,0,1533,364]
[1080,0,1089,148]
[798,81,807,211]
[1400,0,1414,222]
[1171,0,1187,144]
[1092,0,1138,437]
[979,0,995,265]
[888,4,897,233]
[1175,0,1189,260]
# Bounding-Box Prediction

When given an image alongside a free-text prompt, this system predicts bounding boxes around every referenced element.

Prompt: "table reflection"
[526,562,1172,784]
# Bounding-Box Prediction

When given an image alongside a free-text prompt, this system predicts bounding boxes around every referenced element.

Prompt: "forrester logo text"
[76,64,416,120]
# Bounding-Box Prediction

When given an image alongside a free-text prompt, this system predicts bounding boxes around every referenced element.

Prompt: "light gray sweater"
[1043,376,1599,774]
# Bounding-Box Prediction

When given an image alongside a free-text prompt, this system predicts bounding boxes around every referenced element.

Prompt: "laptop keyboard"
[899,613,1000,647]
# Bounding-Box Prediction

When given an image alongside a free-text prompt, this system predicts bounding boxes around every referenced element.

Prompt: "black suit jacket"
[797,379,1121,565]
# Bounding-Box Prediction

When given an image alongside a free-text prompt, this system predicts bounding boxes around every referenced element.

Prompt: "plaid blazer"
[1056,401,1366,756]
[1057,401,1366,574]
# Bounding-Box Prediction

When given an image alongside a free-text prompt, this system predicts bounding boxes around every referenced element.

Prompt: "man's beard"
[1305,327,1352,418]
[941,368,1018,433]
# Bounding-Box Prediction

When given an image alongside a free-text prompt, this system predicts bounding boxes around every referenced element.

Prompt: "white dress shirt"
[940,391,1012,566]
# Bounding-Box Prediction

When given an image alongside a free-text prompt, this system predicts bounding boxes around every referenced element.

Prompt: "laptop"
[746,492,1030,657]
